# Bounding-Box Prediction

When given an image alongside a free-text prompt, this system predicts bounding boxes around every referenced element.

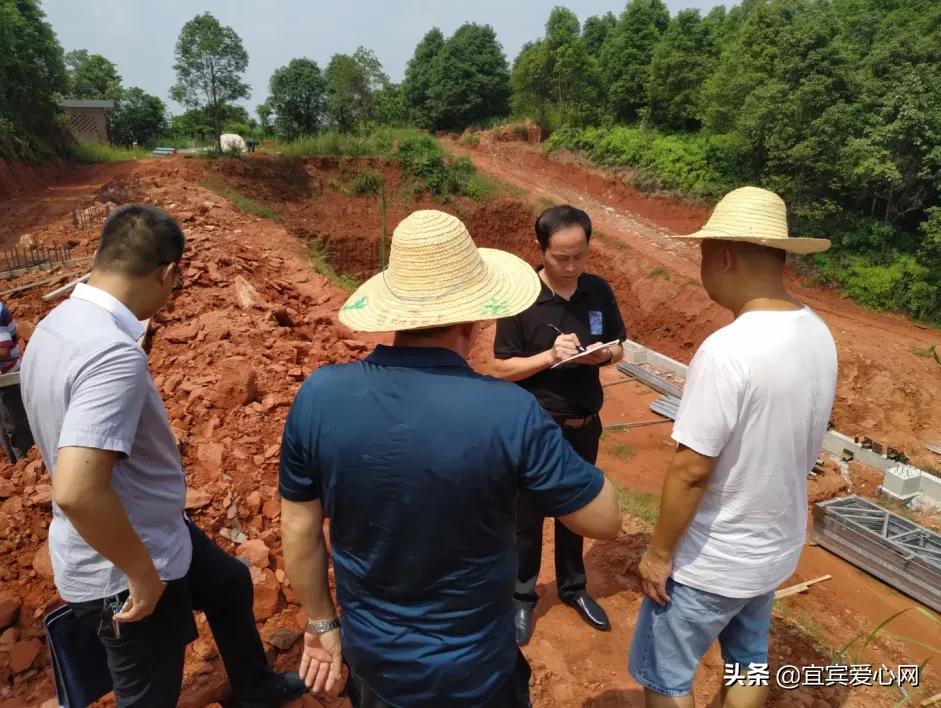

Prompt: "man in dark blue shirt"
[278,210,621,708]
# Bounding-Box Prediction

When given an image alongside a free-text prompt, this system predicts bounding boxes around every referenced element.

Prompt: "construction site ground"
[0,139,938,707]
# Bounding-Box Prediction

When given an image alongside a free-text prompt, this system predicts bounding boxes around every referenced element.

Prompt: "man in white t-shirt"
[629,187,838,708]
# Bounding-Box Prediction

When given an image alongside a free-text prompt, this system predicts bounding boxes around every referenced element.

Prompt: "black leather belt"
[554,413,598,429]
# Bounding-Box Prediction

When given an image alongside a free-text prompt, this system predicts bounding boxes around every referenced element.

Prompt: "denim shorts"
[628,578,774,697]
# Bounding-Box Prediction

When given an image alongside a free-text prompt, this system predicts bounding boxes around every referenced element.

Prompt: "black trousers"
[0,383,33,463]
[346,651,532,708]
[515,415,602,607]
[69,520,272,707]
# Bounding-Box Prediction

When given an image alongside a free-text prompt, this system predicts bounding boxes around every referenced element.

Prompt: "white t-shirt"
[671,306,837,598]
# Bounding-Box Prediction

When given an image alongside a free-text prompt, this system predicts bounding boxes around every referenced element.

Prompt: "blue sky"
[41,0,733,116]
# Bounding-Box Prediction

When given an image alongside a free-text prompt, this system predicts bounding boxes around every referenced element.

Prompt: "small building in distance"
[60,99,115,143]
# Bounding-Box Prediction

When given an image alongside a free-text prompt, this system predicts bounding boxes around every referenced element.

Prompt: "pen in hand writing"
[547,324,586,353]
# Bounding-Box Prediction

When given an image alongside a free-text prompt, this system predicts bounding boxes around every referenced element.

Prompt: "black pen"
[547,324,586,353]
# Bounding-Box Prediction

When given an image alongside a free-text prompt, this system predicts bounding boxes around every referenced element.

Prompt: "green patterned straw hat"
[338,210,541,332]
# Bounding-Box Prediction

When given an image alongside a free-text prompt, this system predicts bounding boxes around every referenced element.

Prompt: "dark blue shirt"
[279,345,603,707]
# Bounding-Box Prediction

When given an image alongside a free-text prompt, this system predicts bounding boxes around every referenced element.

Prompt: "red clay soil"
[0,154,938,708]
[447,137,941,472]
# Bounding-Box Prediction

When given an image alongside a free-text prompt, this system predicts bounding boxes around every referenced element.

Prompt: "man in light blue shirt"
[23,204,303,708]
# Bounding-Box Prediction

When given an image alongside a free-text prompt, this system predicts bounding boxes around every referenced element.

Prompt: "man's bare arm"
[638,445,719,604]
[558,477,622,540]
[53,447,164,620]
[281,499,336,620]
[649,445,718,558]
[492,333,581,381]
[281,499,342,694]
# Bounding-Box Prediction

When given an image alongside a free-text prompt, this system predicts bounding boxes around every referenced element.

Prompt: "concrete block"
[621,340,647,365]
[822,431,892,472]
[645,349,689,379]
[620,338,688,378]
[881,465,923,502]
[920,471,941,504]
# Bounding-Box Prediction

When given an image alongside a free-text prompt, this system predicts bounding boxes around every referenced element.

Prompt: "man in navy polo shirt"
[278,210,621,707]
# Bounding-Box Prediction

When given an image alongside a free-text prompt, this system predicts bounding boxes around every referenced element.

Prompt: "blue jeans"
[628,578,774,697]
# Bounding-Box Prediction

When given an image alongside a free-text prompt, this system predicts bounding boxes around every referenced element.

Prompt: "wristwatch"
[306,617,340,635]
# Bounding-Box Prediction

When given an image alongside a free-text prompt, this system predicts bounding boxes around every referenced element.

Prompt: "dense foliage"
[523,0,941,323]
[0,0,67,161]
[402,24,510,131]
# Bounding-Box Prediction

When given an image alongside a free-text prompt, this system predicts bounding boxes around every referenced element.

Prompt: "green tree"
[373,83,408,126]
[110,87,167,146]
[599,0,670,122]
[256,102,272,135]
[513,7,602,128]
[648,10,718,130]
[325,53,368,132]
[170,12,250,150]
[325,47,389,131]
[0,0,67,161]
[65,49,122,99]
[510,41,552,127]
[402,28,445,127]
[268,58,326,139]
[424,23,510,130]
[582,12,616,57]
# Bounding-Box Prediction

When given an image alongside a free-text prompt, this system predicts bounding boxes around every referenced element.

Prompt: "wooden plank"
[774,575,831,599]
[922,690,941,707]
[42,273,91,301]
[926,442,941,457]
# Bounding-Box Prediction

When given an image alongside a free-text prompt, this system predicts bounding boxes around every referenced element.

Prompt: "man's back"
[279,345,603,706]
[22,286,190,601]
[671,307,837,597]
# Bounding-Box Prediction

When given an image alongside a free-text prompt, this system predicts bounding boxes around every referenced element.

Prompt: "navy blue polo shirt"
[279,345,603,707]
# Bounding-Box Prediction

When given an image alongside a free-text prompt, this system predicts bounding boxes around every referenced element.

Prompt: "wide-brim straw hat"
[338,210,541,332]
[671,186,830,254]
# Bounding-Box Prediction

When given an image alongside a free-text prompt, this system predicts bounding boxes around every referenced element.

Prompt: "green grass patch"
[348,170,384,197]
[533,196,557,215]
[460,133,481,147]
[614,482,659,525]
[608,442,637,460]
[200,177,279,220]
[303,237,359,293]
[68,140,151,163]
[910,343,941,366]
[649,266,671,280]
[279,131,389,159]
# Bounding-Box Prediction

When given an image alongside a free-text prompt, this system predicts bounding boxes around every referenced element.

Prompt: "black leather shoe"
[515,606,534,646]
[237,671,307,707]
[562,592,610,631]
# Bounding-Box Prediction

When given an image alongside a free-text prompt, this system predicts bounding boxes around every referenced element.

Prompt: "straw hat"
[671,186,830,254]
[338,210,541,332]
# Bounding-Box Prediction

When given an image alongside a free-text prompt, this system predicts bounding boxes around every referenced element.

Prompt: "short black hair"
[535,205,592,250]
[94,204,185,277]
